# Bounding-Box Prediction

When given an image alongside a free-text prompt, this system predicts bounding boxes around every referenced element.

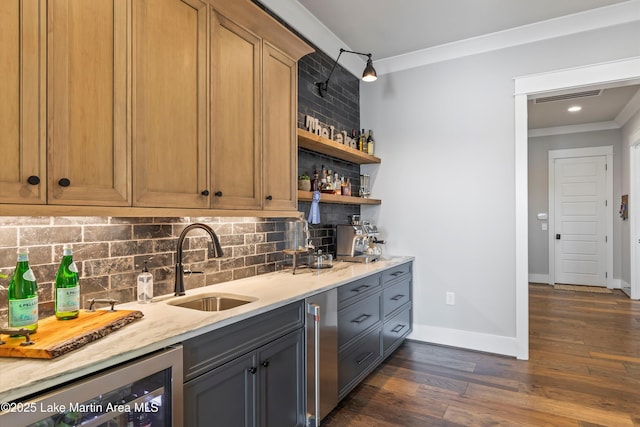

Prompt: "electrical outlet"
[446,292,455,305]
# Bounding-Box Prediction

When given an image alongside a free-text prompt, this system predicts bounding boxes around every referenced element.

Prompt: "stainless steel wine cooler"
[0,346,183,427]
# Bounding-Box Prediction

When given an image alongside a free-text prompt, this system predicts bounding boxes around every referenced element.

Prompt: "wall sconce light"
[316,48,377,97]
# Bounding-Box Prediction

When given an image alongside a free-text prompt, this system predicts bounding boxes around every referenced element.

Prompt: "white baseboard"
[528,273,549,284]
[408,324,518,358]
[610,278,622,289]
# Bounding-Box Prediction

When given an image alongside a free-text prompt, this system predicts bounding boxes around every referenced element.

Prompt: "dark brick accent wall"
[252,0,364,228]
[297,52,360,133]
[295,46,364,227]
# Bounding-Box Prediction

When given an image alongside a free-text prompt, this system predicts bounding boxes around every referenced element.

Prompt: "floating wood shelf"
[297,128,381,165]
[297,190,381,205]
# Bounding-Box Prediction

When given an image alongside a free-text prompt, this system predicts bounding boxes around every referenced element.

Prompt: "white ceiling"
[297,0,631,60]
[294,0,640,129]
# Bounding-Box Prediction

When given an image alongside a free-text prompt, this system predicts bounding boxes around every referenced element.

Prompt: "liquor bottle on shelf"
[8,248,39,333]
[367,130,375,155]
[55,243,80,319]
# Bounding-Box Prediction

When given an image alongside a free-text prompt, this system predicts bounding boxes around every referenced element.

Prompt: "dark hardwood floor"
[322,284,640,426]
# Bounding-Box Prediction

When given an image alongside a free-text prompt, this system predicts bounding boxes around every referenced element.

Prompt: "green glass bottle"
[8,248,39,333]
[55,244,80,320]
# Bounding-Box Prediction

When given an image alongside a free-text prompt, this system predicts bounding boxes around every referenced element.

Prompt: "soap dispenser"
[137,260,153,304]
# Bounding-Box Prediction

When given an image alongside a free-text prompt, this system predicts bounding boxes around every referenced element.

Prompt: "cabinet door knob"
[201,190,210,196]
[215,191,223,197]
[261,360,269,368]
[27,175,40,185]
[58,178,71,187]
[248,367,257,374]
[265,195,273,201]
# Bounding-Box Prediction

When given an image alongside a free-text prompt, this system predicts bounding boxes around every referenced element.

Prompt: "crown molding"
[259,0,640,77]
[529,121,619,138]
[375,1,640,75]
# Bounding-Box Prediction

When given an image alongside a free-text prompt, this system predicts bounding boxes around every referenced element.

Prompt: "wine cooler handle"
[307,303,321,427]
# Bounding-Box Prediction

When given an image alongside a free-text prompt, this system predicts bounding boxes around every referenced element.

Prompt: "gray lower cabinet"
[337,261,413,399]
[183,301,305,427]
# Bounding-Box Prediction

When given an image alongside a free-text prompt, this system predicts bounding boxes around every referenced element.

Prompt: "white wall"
[528,130,623,284]
[360,22,640,356]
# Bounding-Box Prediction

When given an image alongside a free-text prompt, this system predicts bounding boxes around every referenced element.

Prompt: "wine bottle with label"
[367,129,375,155]
[8,248,39,333]
[55,243,80,319]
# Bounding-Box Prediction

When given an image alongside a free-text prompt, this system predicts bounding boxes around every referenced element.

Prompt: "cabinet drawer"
[338,274,381,308]
[383,306,412,356]
[338,292,381,349]
[383,278,411,319]
[183,301,304,381]
[382,262,412,286]
[338,327,382,397]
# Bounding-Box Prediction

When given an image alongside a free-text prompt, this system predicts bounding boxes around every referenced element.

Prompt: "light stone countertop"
[0,256,413,403]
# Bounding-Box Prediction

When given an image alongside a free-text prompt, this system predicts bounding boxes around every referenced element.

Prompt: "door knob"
[201,190,210,196]
[215,191,223,197]
[261,360,269,367]
[248,367,257,374]
[556,234,561,240]
[27,175,40,185]
[58,178,71,187]
[265,195,273,201]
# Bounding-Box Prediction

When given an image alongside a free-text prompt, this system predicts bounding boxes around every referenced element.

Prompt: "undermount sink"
[167,293,256,312]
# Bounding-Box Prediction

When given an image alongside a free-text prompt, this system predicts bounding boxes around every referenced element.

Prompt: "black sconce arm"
[316,48,375,97]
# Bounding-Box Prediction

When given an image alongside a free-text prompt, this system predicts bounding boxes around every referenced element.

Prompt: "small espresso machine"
[336,216,384,263]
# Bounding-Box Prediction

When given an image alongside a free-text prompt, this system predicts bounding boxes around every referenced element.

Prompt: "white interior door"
[553,155,607,286]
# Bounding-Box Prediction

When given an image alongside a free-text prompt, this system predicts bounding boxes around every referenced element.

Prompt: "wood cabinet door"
[184,351,257,427]
[0,0,46,204]
[132,0,209,208]
[262,43,297,211]
[48,0,130,206]
[210,11,262,210]
[257,329,305,427]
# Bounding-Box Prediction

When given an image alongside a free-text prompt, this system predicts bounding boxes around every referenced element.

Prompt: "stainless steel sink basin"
[167,293,256,312]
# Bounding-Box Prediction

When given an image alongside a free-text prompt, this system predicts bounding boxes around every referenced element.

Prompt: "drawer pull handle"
[351,314,372,324]
[391,271,404,277]
[391,294,405,301]
[391,324,406,334]
[351,284,370,293]
[355,351,374,366]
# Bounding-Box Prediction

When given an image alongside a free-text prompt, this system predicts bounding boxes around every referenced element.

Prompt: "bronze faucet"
[174,223,223,296]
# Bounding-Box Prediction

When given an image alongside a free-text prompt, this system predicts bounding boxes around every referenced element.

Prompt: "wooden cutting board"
[0,309,143,359]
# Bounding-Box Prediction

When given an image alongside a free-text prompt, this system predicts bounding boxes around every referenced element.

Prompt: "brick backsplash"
[0,216,294,324]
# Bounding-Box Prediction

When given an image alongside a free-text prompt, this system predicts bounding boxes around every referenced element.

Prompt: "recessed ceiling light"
[568,106,582,112]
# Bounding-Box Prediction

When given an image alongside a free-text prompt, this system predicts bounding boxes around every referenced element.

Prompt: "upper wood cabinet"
[48,0,130,206]
[132,0,209,208]
[0,0,312,216]
[210,11,262,210]
[263,43,298,211]
[0,0,46,204]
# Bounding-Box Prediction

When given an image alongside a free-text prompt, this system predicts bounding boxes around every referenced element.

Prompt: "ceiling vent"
[533,89,602,104]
